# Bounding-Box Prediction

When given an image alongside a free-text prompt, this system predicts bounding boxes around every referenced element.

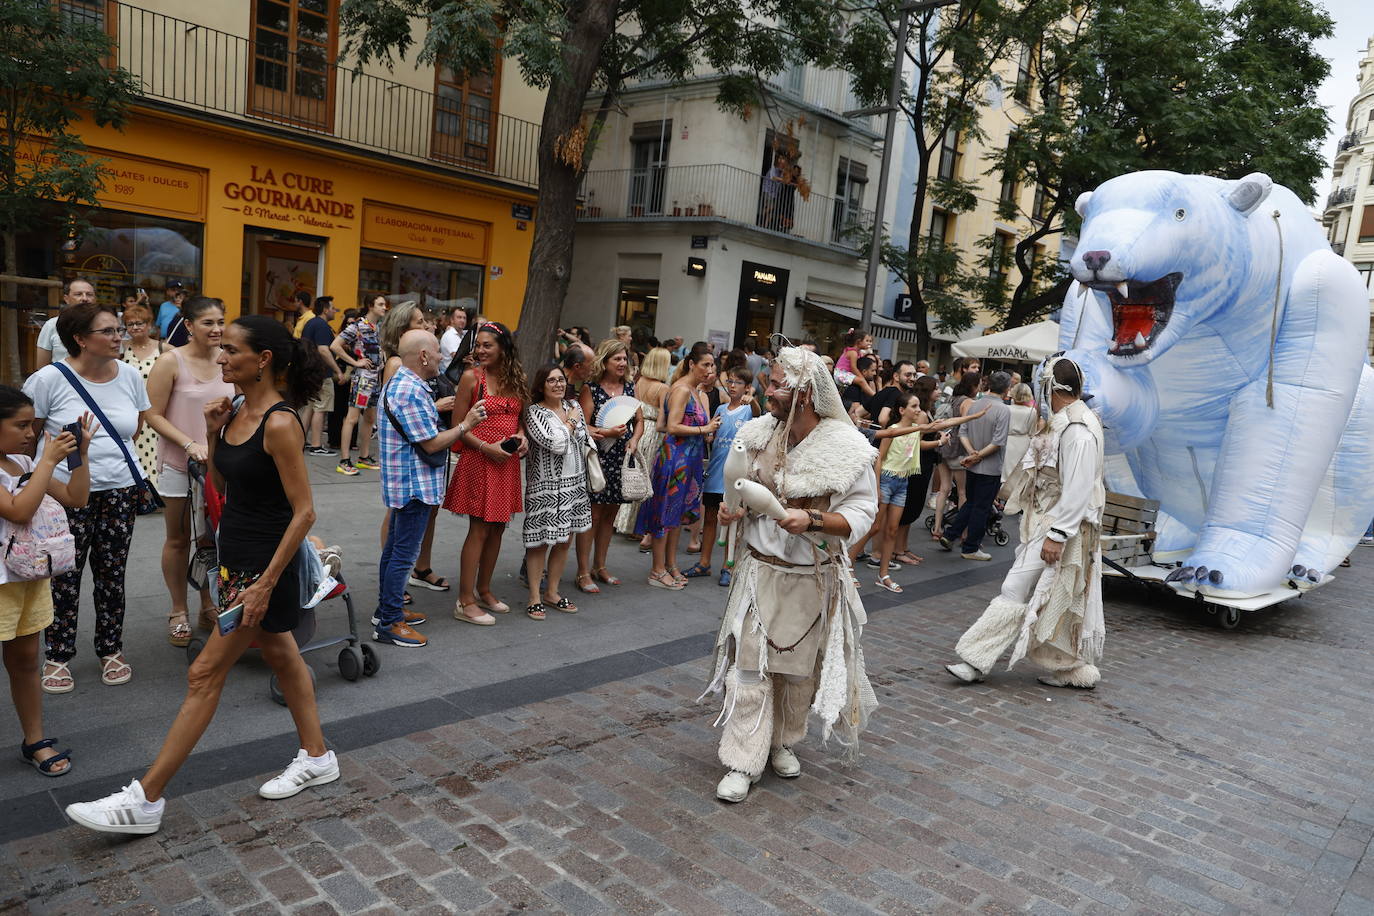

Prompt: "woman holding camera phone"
[444,321,528,625]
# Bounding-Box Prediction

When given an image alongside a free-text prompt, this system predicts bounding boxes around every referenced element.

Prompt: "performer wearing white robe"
[702,346,878,803]
[946,356,1107,688]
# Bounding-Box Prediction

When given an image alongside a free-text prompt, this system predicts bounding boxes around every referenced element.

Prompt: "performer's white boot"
[769,675,810,778]
[1037,664,1100,689]
[716,668,772,803]
[952,596,1030,677]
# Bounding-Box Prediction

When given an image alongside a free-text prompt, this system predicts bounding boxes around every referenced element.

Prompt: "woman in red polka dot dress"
[444,322,528,625]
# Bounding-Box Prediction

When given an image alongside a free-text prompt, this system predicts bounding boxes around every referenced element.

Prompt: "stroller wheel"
[338,646,363,682]
[993,529,1010,547]
[269,666,315,706]
[924,515,935,532]
[360,644,381,677]
[185,638,205,665]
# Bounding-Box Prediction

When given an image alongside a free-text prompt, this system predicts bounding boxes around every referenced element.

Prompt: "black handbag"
[51,362,165,515]
[443,330,473,388]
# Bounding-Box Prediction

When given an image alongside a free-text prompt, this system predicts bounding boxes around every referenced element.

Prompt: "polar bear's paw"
[1288,564,1322,591]
[1164,565,1223,590]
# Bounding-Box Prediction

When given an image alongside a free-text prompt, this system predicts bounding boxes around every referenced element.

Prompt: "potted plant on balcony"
[584,190,601,218]
[672,200,681,217]
[630,204,645,217]
[693,195,714,217]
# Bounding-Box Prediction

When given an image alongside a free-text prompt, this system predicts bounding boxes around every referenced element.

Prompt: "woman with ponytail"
[66,315,337,836]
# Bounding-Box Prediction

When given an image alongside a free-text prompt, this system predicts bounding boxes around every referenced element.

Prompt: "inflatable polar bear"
[1056,170,1374,599]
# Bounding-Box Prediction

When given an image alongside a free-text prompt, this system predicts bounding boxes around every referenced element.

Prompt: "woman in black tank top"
[65,317,339,835]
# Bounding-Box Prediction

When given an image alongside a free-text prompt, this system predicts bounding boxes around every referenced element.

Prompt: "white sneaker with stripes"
[258,749,340,799]
[66,780,163,835]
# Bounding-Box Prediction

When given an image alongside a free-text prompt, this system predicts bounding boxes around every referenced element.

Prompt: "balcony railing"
[1337,129,1366,156]
[577,163,874,251]
[1328,186,1357,209]
[108,3,539,187]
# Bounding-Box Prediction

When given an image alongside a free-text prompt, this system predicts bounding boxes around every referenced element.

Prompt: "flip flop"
[454,604,496,625]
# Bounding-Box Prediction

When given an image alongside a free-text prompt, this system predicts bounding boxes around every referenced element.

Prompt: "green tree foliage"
[340,0,857,357]
[985,0,1332,328]
[0,2,138,382]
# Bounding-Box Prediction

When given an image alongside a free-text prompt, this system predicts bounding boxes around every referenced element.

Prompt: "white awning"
[951,320,1061,363]
[800,298,985,346]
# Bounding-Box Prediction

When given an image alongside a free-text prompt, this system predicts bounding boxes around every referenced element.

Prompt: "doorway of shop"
[733,261,788,349]
[241,227,327,330]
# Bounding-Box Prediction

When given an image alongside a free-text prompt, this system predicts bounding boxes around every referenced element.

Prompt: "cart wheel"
[185,638,205,665]
[269,666,315,706]
[993,529,1010,547]
[360,643,381,677]
[1215,605,1241,630]
[338,646,362,682]
[924,515,935,532]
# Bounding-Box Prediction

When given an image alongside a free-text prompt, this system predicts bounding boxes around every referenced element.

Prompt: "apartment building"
[13,0,544,371]
[1322,34,1374,353]
[561,65,902,355]
[881,39,1068,367]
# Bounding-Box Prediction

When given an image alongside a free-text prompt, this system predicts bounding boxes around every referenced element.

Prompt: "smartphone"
[63,421,83,471]
[499,437,521,454]
[217,603,244,636]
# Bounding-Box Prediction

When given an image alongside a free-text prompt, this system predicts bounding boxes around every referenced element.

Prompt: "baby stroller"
[923,481,1012,547]
[182,462,380,705]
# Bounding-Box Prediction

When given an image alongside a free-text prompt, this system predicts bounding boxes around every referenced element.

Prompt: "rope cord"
[1266,210,1283,408]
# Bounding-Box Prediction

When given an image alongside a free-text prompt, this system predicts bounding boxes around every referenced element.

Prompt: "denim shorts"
[878,472,908,507]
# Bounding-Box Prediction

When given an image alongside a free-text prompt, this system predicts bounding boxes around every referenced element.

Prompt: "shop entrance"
[733,261,788,349]
[241,228,326,327]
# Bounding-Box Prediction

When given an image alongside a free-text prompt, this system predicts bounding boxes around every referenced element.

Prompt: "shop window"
[433,64,499,169]
[55,209,203,306]
[832,158,868,243]
[618,279,659,336]
[628,121,670,216]
[250,0,337,130]
[358,248,483,312]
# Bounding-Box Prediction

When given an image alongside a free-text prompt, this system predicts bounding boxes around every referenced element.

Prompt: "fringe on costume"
[717,668,772,776]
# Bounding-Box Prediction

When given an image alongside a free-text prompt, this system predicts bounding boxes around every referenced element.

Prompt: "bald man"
[374,330,485,648]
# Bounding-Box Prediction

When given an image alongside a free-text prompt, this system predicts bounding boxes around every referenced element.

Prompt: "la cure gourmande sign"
[223,166,354,230]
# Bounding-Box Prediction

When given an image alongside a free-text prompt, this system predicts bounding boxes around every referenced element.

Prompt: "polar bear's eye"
[1174,208,1187,221]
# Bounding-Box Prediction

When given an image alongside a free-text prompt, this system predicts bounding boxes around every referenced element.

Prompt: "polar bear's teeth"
[1116,281,1130,298]
[1134,332,1148,348]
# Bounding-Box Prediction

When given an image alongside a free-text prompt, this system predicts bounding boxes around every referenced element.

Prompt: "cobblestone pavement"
[6,544,1374,914]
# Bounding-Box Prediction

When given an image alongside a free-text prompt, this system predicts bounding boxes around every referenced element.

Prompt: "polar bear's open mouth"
[1095,272,1182,357]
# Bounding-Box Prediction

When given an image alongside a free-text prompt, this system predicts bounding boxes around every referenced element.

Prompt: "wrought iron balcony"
[1336,129,1366,157]
[106,3,539,187]
[1328,186,1356,209]
[577,163,875,252]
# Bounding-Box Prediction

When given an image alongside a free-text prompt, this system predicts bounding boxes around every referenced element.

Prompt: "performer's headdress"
[1033,351,1084,421]
[770,334,848,422]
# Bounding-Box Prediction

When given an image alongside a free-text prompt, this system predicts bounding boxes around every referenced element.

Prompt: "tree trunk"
[2,231,18,386]
[906,144,933,361]
[513,0,618,365]
[1004,207,1064,328]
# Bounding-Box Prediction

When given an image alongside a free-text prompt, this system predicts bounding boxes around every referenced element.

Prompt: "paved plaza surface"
[5,455,1374,913]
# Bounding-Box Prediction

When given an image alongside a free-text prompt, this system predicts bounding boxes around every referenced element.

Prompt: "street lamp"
[856,0,958,340]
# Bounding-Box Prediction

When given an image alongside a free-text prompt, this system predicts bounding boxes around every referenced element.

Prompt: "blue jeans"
[942,470,1000,554]
[376,499,432,628]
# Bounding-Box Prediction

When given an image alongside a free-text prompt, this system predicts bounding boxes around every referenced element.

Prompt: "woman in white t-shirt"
[22,302,152,694]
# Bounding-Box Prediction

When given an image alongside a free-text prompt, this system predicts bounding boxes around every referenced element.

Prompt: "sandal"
[168,612,191,647]
[403,591,413,605]
[682,563,712,578]
[667,566,688,587]
[575,573,601,594]
[896,551,924,566]
[41,661,74,694]
[454,603,496,625]
[877,575,904,594]
[197,607,217,632]
[409,568,450,591]
[647,570,684,590]
[525,603,546,621]
[100,653,132,686]
[592,567,621,586]
[477,594,511,614]
[542,595,578,614]
[20,738,71,777]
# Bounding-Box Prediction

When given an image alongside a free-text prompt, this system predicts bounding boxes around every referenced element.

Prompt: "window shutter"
[1360,205,1374,241]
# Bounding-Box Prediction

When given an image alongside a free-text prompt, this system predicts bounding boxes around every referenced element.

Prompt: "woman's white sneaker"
[259,749,340,799]
[66,780,163,835]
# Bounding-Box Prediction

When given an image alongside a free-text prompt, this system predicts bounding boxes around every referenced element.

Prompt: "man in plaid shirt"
[375,330,484,647]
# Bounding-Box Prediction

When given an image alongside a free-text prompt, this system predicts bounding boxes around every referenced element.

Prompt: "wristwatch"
[806,509,824,532]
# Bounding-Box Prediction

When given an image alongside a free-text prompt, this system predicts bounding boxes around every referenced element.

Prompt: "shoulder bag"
[51,362,164,515]
[383,376,446,469]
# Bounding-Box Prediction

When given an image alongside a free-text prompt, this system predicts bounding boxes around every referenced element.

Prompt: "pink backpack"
[2,473,75,581]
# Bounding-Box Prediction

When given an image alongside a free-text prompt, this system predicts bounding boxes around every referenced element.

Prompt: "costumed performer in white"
[945,355,1106,688]
[703,343,879,803]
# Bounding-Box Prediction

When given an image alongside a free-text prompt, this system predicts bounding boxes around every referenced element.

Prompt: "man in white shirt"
[35,278,96,369]
[438,306,471,374]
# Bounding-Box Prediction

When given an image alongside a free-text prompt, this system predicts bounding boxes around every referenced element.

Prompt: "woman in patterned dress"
[444,322,527,626]
[577,339,642,593]
[636,346,719,589]
[121,303,165,490]
[521,364,592,620]
[614,346,672,544]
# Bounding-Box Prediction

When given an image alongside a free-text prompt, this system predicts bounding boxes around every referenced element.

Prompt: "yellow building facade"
[15,0,543,366]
